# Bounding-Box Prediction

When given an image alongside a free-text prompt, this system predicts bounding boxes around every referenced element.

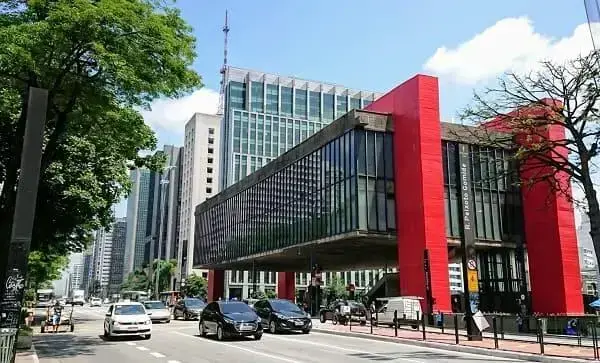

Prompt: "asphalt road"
[29,306,525,363]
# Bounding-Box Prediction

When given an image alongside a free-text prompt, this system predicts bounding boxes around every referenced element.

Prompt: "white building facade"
[178,113,221,283]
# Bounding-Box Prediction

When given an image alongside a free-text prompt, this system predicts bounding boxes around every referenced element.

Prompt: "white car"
[143,301,171,323]
[90,298,102,307]
[103,302,152,340]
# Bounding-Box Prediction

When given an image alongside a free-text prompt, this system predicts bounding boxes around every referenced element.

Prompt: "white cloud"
[424,17,595,85]
[140,88,219,133]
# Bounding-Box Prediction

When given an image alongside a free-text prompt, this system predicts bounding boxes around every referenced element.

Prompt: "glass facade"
[195,129,395,266]
[220,68,380,190]
[441,141,523,241]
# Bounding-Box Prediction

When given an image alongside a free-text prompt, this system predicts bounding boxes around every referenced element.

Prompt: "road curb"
[311,328,591,363]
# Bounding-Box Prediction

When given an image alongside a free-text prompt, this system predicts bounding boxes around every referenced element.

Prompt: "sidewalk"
[310,320,598,362]
[14,349,38,363]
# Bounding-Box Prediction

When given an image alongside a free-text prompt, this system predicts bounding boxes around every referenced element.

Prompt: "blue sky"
[117,0,593,217]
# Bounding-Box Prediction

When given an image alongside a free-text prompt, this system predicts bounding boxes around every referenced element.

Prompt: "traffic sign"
[467,270,479,292]
[467,259,477,270]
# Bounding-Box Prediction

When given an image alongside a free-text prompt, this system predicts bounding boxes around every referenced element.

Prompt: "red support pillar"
[486,108,583,314]
[277,272,295,301]
[207,269,225,302]
[367,75,451,313]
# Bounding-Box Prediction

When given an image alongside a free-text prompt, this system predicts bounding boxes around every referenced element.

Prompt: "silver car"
[143,301,171,323]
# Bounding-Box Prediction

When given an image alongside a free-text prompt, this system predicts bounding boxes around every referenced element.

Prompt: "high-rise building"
[217,66,380,298]
[179,113,221,283]
[147,146,183,263]
[109,218,127,295]
[577,213,599,295]
[219,66,380,190]
[124,168,156,275]
[91,228,113,296]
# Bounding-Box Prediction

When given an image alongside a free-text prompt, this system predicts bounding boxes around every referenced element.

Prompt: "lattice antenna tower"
[217,10,230,116]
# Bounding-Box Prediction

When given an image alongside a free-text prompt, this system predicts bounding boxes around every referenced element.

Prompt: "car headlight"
[145,320,151,325]
[113,321,120,326]
[274,313,287,320]
[223,317,234,324]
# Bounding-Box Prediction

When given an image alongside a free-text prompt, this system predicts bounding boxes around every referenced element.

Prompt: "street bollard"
[537,318,545,355]
[500,315,505,340]
[492,317,499,349]
[370,315,373,334]
[454,314,459,344]
[422,312,426,341]
[576,318,582,347]
[349,314,352,331]
[593,322,599,360]
[394,310,398,337]
[441,312,445,334]
[416,311,420,332]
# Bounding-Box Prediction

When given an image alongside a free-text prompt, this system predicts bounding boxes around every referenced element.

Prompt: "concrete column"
[277,272,295,301]
[207,269,225,302]
[366,75,452,313]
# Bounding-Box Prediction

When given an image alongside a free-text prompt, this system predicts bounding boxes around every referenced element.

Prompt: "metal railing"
[0,328,17,363]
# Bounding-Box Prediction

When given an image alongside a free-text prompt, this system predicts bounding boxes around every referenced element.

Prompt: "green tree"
[325,276,348,302]
[457,51,600,269]
[27,251,69,291]
[0,0,200,277]
[265,290,277,299]
[121,270,149,292]
[181,273,207,298]
[152,259,177,293]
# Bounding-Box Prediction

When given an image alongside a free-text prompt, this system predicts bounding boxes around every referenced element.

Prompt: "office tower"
[124,168,156,275]
[217,66,380,298]
[81,247,93,294]
[109,218,127,295]
[219,66,380,190]
[178,113,221,284]
[91,228,113,296]
[147,146,183,264]
[578,213,600,295]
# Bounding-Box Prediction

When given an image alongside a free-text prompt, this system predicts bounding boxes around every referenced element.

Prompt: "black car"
[199,301,263,341]
[254,299,311,334]
[319,300,367,325]
[173,298,206,320]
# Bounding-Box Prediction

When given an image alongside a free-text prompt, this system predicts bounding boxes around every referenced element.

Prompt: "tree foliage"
[27,251,69,289]
[0,0,201,274]
[120,270,149,292]
[152,259,177,293]
[456,51,600,268]
[181,273,207,298]
[325,276,348,302]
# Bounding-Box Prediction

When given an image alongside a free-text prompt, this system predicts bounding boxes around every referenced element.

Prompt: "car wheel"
[199,320,206,337]
[320,313,326,323]
[302,329,310,334]
[143,334,151,340]
[216,325,224,341]
[184,312,190,321]
[269,320,277,334]
[332,315,338,325]
[254,332,263,340]
[165,320,170,324]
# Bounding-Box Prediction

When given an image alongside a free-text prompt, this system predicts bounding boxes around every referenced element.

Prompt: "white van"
[374,296,423,328]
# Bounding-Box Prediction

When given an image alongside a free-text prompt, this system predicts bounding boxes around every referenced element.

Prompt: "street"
[26,306,525,363]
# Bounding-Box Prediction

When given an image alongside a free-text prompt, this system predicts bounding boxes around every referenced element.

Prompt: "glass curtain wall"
[195,129,396,266]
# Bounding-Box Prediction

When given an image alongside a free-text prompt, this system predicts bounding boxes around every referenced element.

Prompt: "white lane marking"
[32,343,40,363]
[174,331,303,363]
[126,342,136,346]
[150,352,166,358]
[309,331,517,361]
[167,361,181,363]
[267,334,423,363]
[137,346,150,351]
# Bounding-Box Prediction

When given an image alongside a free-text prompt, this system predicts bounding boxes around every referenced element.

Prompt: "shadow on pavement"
[32,334,113,358]
[192,334,264,343]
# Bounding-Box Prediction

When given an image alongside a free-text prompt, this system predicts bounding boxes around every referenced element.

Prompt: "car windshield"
[270,300,303,313]
[143,301,166,310]
[184,299,206,308]
[348,301,365,309]
[220,302,253,314]
[114,305,146,315]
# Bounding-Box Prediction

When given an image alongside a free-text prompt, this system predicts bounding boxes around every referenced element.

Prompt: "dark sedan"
[254,299,311,334]
[319,300,367,325]
[199,301,263,341]
[173,298,206,320]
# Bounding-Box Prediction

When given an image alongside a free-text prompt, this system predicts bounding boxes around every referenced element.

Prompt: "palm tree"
[152,259,177,293]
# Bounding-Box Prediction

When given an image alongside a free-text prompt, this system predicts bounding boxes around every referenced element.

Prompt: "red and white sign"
[467,259,477,270]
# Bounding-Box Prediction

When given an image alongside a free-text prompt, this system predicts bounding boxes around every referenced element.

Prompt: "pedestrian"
[52,300,62,333]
